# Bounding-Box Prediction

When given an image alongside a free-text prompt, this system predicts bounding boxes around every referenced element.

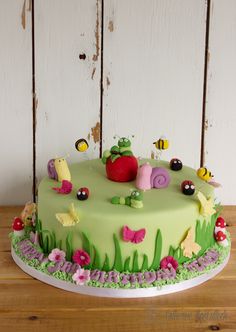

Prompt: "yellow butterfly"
[56,203,80,227]
[180,226,201,258]
[197,191,216,218]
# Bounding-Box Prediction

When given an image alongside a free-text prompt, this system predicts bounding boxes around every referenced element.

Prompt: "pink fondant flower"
[72,267,90,285]
[48,248,66,263]
[160,256,178,271]
[72,249,91,267]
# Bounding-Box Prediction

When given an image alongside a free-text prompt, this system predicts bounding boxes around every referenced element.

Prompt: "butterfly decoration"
[52,180,73,194]
[122,225,146,244]
[180,226,201,258]
[197,191,216,217]
[56,203,80,227]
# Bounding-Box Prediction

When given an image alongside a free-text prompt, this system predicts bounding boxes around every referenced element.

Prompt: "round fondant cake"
[10,138,230,297]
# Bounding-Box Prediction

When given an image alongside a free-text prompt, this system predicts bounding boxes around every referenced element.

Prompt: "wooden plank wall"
[0,0,235,205]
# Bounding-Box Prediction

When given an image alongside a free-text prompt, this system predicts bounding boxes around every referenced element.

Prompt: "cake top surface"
[39,158,214,218]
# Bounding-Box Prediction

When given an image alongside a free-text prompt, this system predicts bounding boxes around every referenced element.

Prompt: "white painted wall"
[0,0,33,205]
[204,0,236,205]
[0,0,236,205]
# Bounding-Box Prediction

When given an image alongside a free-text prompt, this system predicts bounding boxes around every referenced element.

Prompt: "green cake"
[10,138,230,297]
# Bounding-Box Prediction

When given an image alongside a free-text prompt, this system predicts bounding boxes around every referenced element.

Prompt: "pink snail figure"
[136,163,170,191]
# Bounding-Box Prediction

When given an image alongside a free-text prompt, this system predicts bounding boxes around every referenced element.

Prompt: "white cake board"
[11,247,230,298]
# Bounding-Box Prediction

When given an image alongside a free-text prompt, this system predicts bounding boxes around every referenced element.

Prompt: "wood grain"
[1,206,236,331]
[0,0,33,205]
[102,0,207,169]
[204,0,236,204]
[34,0,102,184]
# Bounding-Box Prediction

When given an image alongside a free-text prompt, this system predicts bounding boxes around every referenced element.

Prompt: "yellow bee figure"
[197,167,213,182]
[75,138,89,152]
[153,137,169,150]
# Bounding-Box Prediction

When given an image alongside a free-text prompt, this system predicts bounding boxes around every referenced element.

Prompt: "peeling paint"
[91,122,100,143]
[106,76,110,88]
[21,0,31,30]
[204,119,209,131]
[21,0,26,29]
[108,20,114,32]
[151,151,155,159]
[91,67,96,80]
[92,0,100,61]
[87,133,91,141]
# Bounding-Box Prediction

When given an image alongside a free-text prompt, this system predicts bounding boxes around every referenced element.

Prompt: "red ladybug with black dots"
[181,180,195,195]
[77,187,89,200]
[170,158,183,171]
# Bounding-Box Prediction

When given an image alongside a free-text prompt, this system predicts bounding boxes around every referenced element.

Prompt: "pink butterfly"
[52,180,73,194]
[123,225,146,244]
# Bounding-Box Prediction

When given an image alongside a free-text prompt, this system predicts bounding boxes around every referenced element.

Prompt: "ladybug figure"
[181,180,195,195]
[170,158,183,171]
[77,187,89,201]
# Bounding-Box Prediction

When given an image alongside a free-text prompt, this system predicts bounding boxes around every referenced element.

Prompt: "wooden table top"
[0,206,235,332]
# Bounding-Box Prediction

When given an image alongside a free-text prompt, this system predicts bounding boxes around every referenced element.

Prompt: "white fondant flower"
[72,267,90,285]
[48,248,66,263]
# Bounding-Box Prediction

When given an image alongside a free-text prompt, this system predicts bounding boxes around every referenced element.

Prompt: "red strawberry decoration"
[106,156,138,182]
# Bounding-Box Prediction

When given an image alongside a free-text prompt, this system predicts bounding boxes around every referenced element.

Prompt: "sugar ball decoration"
[77,187,89,200]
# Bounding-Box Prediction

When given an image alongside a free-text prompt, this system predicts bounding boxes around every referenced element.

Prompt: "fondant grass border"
[11,246,230,298]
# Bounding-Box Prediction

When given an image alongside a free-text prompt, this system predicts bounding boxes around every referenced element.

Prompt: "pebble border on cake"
[10,136,230,291]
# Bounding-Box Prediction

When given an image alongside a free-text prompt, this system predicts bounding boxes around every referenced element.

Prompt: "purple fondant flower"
[160,256,178,271]
[48,248,66,263]
[72,249,90,267]
[72,267,90,285]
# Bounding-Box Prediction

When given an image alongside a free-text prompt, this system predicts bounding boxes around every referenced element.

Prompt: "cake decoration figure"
[52,180,73,194]
[56,203,80,226]
[75,138,89,152]
[102,137,138,182]
[153,136,169,160]
[111,190,143,209]
[215,231,229,247]
[170,158,183,171]
[136,163,171,190]
[12,217,25,237]
[47,157,71,182]
[215,217,226,235]
[181,180,195,195]
[197,191,216,217]
[122,225,146,243]
[180,226,201,258]
[21,201,37,226]
[197,167,221,188]
[77,187,89,201]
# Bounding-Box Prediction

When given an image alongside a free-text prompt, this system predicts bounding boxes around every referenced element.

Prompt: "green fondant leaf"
[141,254,148,271]
[112,234,123,272]
[168,245,175,257]
[149,229,162,270]
[81,232,92,268]
[82,232,91,256]
[92,245,101,270]
[66,232,73,261]
[132,250,139,272]
[124,257,131,272]
[102,254,110,272]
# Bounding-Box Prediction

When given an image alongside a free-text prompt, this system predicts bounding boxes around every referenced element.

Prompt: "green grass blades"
[149,229,162,270]
[112,234,123,272]
[65,232,73,261]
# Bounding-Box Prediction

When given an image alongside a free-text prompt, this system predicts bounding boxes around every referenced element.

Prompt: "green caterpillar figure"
[102,137,133,164]
[111,190,143,209]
